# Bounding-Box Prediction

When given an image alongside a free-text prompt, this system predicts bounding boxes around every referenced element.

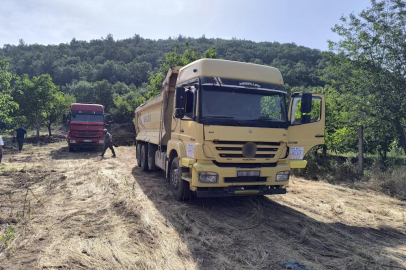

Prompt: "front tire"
[140,144,149,171]
[68,145,74,152]
[170,158,191,201]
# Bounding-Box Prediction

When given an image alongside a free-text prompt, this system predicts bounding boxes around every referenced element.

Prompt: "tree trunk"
[48,124,52,137]
[35,118,41,140]
[394,120,406,155]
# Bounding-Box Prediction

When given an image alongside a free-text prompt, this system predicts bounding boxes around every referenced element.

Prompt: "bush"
[294,153,406,200]
[293,153,362,184]
[368,166,406,200]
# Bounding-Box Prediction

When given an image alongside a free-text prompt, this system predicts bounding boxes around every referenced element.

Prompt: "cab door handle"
[180,129,184,133]
[315,134,324,138]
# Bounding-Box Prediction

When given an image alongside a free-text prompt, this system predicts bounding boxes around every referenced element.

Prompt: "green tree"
[44,93,76,136]
[13,74,61,139]
[0,60,18,128]
[328,0,406,159]
[64,80,115,111]
[110,83,151,123]
[148,42,218,98]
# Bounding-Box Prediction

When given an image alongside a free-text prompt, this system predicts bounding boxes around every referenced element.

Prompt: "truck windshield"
[71,114,104,123]
[201,85,287,127]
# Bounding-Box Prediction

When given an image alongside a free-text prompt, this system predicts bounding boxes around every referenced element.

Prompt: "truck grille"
[74,131,101,138]
[213,141,280,146]
[209,141,283,163]
[220,154,275,158]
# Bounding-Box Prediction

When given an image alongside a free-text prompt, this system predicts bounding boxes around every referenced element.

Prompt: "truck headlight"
[276,171,290,182]
[99,140,104,144]
[69,140,76,143]
[198,172,218,183]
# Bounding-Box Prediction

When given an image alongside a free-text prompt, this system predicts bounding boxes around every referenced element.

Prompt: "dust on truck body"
[67,103,106,152]
[135,59,325,200]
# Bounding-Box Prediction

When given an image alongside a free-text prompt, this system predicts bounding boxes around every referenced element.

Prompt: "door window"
[184,87,197,119]
[291,96,322,125]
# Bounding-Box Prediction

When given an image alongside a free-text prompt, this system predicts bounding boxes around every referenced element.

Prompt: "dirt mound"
[109,123,136,146]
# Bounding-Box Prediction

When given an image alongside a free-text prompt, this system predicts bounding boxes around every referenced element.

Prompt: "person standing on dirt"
[14,125,27,153]
[101,129,116,158]
[0,134,4,163]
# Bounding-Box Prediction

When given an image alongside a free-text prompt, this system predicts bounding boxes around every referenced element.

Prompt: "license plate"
[83,140,92,143]
[237,170,260,177]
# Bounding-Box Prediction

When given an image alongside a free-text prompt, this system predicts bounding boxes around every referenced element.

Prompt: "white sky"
[0,0,371,50]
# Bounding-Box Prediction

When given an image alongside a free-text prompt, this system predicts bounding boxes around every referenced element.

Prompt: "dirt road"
[1,142,405,270]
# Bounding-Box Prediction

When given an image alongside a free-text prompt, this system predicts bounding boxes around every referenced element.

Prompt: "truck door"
[178,85,198,145]
[287,93,325,163]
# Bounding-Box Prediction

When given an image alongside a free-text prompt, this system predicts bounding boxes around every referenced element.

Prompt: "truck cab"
[67,103,106,152]
[135,59,325,200]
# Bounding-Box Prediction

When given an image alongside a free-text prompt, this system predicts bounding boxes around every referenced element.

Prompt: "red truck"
[67,103,106,151]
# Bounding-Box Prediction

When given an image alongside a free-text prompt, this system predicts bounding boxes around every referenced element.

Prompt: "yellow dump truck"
[135,59,325,200]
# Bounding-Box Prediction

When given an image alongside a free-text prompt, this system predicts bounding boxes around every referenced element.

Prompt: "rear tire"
[170,158,191,201]
[148,145,158,171]
[136,143,141,167]
[140,144,149,171]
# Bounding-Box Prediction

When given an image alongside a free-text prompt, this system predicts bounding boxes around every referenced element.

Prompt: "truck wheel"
[140,144,149,171]
[136,144,141,167]
[68,145,74,152]
[148,149,157,171]
[170,158,191,201]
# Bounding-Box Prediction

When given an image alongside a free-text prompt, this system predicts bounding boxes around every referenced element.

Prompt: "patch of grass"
[0,226,17,251]
[8,167,18,172]
[367,166,406,200]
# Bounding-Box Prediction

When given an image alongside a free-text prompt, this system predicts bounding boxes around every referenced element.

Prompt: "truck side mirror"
[175,108,185,119]
[174,87,186,119]
[301,114,311,124]
[301,93,312,114]
[175,87,185,109]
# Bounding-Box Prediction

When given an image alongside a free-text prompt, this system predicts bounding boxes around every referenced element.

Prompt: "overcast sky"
[0,0,371,51]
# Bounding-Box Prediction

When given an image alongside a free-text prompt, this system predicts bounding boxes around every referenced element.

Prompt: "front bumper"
[68,138,104,147]
[196,186,286,197]
[184,159,290,197]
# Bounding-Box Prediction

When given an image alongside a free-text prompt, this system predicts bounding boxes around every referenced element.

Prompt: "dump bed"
[135,67,181,146]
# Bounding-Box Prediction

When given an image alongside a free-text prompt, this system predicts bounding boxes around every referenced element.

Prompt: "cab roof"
[177,59,284,86]
[71,103,104,111]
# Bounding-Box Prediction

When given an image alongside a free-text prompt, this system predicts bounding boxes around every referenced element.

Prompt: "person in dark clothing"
[101,129,116,158]
[14,125,27,153]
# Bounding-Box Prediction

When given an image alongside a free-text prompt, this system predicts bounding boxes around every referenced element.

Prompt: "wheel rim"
[171,168,181,189]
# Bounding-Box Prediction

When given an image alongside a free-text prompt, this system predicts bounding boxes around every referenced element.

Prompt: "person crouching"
[101,129,116,158]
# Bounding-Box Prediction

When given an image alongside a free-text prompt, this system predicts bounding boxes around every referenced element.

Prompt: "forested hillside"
[0,35,325,89]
